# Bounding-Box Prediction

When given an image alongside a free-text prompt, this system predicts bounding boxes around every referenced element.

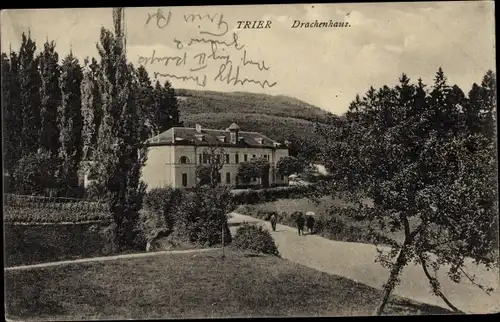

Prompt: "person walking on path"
[270,212,278,232]
[295,211,305,236]
[306,214,315,235]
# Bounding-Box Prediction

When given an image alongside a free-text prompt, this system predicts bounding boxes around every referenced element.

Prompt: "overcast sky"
[1,2,495,114]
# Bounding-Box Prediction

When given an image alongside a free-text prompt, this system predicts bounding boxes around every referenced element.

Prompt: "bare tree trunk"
[419,255,464,314]
[375,244,409,315]
[376,215,420,315]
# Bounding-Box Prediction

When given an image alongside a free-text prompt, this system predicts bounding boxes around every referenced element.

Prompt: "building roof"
[228,122,240,130]
[146,125,285,149]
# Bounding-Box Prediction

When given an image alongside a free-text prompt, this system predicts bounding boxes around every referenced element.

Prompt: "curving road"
[228,212,500,314]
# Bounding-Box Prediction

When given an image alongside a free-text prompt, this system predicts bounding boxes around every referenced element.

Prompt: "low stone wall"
[4,221,117,267]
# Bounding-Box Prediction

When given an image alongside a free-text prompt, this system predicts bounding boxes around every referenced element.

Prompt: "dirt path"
[228,212,500,314]
[5,248,220,272]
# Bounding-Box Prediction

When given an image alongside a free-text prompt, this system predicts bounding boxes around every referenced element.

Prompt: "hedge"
[231,185,318,205]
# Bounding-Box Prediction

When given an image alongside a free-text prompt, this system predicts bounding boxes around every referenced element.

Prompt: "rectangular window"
[265,155,269,161]
[226,172,231,184]
[182,173,188,187]
[217,172,222,183]
[199,154,202,164]
[225,154,230,164]
[244,154,248,162]
[235,153,239,163]
[203,154,209,164]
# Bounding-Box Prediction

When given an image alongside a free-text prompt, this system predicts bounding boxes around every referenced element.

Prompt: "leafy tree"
[195,164,213,186]
[59,53,84,195]
[11,149,61,196]
[237,161,259,184]
[285,134,320,163]
[316,69,497,315]
[2,51,23,177]
[38,40,62,156]
[276,155,305,177]
[93,27,147,249]
[150,80,182,136]
[18,32,42,154]
[253,157,271,188]
[81,57,102,160]
[176,185,233,246]
[237,157,270,187]
[135,65,155,141]
[479,70,496,141]
[196,145,226,187]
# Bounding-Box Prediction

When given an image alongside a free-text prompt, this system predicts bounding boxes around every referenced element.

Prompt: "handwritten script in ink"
[140,9,277,89]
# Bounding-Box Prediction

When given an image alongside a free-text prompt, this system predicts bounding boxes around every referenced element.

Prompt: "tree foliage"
[59,53,84,194]
[195,145,226,187]
[237,157,271,187]
[150,80,181,136]
[11,150,61,196]
[316,69,497,315]
[276,155,305,177]
[92,27,147,249]
[38,40,62,156]
[2,51,23,175]
[18,32,42,154]
[81,57,102,160]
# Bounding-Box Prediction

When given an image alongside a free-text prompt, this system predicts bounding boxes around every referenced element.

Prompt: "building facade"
[141,123,289,190]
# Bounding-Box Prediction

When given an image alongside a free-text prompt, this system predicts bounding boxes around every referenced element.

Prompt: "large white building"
[141,123,289,190]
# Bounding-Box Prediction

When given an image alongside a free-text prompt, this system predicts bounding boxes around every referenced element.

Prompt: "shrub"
[232,223,280,256]
[176,186,233,246]
[134,209,171,249]
[231,185,318,205]
[143,187,185,230]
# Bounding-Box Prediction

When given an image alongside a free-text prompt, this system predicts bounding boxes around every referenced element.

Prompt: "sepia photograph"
[2,1,498,319]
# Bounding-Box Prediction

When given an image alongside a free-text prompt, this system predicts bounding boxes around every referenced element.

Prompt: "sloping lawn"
[5,249,451,320]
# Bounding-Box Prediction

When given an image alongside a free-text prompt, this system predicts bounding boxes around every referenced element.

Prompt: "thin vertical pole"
[221,224,225,259]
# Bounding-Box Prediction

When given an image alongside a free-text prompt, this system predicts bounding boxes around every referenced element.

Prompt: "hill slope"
[175,89,332,145]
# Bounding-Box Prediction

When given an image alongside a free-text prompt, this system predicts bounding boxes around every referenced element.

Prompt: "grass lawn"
[5,249,451,320]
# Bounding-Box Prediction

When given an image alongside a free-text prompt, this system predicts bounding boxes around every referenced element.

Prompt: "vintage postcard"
[2,2,498,320]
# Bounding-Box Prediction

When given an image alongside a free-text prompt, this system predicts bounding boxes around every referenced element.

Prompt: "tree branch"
[458,266,492,296]
[419,254,465,314]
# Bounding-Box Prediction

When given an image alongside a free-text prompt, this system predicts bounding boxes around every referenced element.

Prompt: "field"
[236,196,411,245]
[5,249,451,320]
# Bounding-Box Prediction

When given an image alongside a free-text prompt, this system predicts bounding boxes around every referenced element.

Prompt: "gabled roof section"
[228,123,240,130]
[146,126,284,149]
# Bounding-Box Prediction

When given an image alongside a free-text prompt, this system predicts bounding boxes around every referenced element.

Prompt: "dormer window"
[195,134,204,141]
[217,136,226,143]
[255,137,263,144]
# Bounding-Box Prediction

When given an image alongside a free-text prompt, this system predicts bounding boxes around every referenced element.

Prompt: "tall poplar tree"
[135,65,154,141]
[151,80,181,136]
[38,40,62,156]
[479,70,496,141]
[18,32,42,154]
[94,25,147,249]
[2,53,14,175]
[59,53,84,195]
[81,57,102,160]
